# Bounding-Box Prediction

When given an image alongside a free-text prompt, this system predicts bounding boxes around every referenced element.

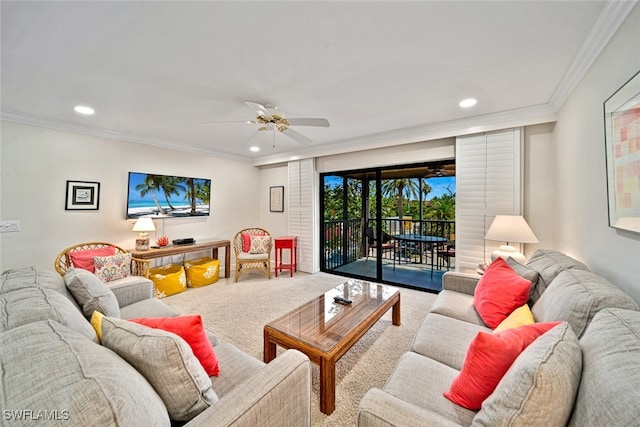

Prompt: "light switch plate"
[0,220,21,233]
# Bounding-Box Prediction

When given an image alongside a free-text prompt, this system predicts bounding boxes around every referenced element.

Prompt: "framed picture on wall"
[604,70,640,234]
[270,186,284,212]
[65,180,100,210]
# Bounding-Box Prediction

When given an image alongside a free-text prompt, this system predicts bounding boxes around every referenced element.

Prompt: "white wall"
[0,121,261,273]
[523,122,556,256]
[552,5,640,303]
[316,137,455,173]
[258,162,289,237]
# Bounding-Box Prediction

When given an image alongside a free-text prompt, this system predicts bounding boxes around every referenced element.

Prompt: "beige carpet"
[163,270,436,426]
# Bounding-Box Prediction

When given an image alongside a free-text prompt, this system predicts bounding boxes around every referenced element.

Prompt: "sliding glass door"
[320,162,456,292]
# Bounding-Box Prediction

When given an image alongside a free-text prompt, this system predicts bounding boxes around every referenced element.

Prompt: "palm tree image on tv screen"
[126,172,211,219]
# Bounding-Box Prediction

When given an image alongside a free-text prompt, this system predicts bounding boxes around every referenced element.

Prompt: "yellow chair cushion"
[149,264,187,298]
[184,257,220,288]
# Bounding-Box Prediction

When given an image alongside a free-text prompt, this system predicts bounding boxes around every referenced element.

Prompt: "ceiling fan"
[204,101,329,147]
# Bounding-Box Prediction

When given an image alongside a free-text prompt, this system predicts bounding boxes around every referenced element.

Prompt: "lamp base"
[135,236,150,251]
[490,245,526,264]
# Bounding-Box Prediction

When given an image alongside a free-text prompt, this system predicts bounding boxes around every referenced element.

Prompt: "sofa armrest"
[108,276,155,307]
[185,349,311,427]
[442,271,481,296]
[358,388,464,427]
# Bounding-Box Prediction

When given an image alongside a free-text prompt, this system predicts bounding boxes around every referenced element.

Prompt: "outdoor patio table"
[393,234,447,276]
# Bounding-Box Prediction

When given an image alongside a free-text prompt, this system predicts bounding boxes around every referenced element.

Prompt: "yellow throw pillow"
[90,310,104,343]
[493,304,535,333]
[184,257,220,288]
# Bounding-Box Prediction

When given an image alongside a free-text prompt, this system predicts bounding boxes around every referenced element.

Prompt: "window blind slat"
[456,128,522,270]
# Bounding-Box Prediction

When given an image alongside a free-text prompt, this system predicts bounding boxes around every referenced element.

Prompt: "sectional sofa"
[0,266,311,426]
[358,249,640,426]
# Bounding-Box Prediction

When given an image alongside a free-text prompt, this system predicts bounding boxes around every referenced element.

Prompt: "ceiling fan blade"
[286,118,330,127]
[244,101,271,118]
[203,120,254,125]
[282,128,312,145]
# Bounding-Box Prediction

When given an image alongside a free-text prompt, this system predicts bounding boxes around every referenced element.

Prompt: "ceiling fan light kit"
[205,101,329,151]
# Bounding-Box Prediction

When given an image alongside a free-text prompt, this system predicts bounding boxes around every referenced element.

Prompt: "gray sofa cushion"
[505,257,540,303]
[64,267,121,317]
[119,297,181,319]
[473,322,581,426]
[0,287,98,342]
[411,313,491,371]
[383,351,477,426]
[209,342,265,398]
[0,320,170,426]
[525,249,590,304]
[1,266,75,302]
[531,269,639,337]
[569,308,640,426]
[99,316,218,421]
[429,290,485,325]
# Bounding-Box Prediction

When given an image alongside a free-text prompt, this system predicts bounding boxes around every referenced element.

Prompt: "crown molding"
[548,0,638,111]
[0,110,253,163]
[252,104,558,166]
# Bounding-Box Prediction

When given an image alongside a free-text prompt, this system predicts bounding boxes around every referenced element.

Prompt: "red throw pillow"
[129,315,219,376]
[69,247,117,273]
[444,322,562,409]
[241,232,265,252]
[473,258,532,328]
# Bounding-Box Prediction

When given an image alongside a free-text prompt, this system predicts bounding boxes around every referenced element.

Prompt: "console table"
[129,239,231,278]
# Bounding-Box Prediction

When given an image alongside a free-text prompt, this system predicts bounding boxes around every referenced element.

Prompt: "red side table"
[274,236,297,277]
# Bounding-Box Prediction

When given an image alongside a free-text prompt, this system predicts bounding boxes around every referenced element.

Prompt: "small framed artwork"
[604,70,640,234]
[270,186,284,212]
[65,180,100,210]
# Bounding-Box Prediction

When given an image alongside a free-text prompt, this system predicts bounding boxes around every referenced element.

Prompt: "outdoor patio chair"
[365,227,396,269]
[436,240,456,270]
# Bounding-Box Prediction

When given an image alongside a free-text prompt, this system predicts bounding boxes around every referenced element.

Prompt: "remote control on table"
[333,296,352,305]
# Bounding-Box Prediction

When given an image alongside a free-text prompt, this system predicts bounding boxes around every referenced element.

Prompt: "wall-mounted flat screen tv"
[126,172,211,219]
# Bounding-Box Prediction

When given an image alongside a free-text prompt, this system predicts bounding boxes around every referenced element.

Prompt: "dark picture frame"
[270,186,284,212]
[604,70,640,234]
[65,180,100,210]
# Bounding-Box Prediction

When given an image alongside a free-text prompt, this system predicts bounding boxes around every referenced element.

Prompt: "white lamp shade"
[485,215,538,263]
[132,218,156,233]
[485,215,538,244]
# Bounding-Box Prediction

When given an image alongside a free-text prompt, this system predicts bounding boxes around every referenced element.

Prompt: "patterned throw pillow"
[249,235,271,254]
[69,247,117,273]
[94,253,132,283]
[241,232,265,252]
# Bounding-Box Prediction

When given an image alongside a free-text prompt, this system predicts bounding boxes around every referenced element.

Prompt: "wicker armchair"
[54,242,151,278]
[233,228,272,282]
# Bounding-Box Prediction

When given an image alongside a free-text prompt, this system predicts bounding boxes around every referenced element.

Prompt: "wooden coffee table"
[263,280,400,414]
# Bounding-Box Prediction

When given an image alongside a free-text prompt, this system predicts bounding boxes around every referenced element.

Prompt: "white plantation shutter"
[288,158,319,273]
[456,128,523,271]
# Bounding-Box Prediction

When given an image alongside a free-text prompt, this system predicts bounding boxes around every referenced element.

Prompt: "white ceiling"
[1,1,635,165]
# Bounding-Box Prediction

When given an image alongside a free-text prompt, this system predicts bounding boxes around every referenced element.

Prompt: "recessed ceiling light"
[74,105,95,115]
[459,98,477,108]
[250,146,260,152]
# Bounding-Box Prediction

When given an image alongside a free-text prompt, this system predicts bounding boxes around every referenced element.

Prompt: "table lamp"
[132,218,155,251]
[485,215,538,263]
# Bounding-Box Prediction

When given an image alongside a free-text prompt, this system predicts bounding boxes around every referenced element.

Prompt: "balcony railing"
[322,218,455,270]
